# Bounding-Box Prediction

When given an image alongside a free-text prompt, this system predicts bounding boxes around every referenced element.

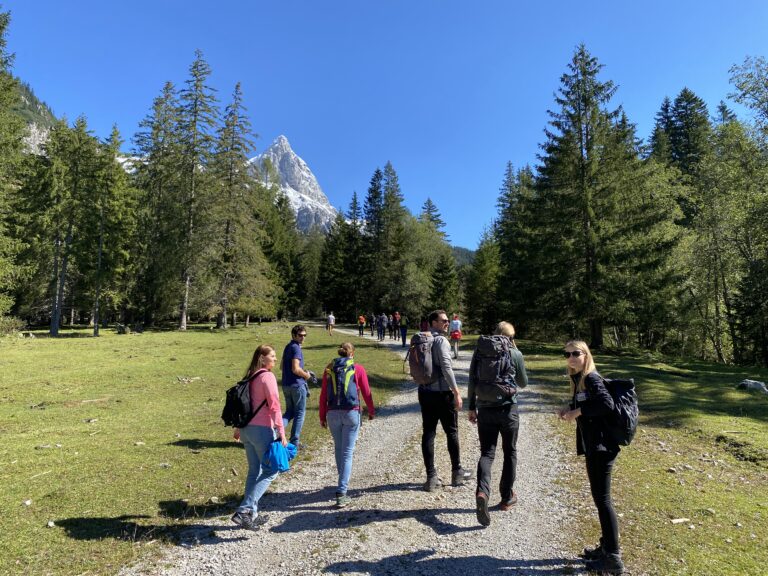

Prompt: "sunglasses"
[297,333,307,338]
[563,350,584,358]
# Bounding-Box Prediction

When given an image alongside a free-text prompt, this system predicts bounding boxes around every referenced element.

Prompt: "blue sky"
[4,1,768,249]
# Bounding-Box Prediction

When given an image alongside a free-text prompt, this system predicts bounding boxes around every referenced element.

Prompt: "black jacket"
[570,371,620,456]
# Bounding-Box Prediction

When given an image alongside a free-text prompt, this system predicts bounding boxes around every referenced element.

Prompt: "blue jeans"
[327,409,361,495]
[401,326,408,347]
[238,425,278,516]
[282,385,307,445]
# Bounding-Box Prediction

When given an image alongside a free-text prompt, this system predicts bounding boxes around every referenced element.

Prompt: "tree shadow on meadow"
[324,549,584,575]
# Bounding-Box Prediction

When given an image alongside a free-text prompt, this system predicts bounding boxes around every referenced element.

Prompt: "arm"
[467,350,478,420]
[435,336,462,409]
[580,372,615,417]
[291,357,311,380]
[264,373,287,444]
[511,349,528,388]
[355,365,375,419]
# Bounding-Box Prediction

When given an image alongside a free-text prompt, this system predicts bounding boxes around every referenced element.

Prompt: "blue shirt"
[281,340,306,388]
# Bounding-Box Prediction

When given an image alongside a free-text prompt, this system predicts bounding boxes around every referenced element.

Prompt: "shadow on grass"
[169,438,242,450]
[325,549,582,575]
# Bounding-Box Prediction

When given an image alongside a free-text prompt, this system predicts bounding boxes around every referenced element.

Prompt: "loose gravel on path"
[122,328,592,576]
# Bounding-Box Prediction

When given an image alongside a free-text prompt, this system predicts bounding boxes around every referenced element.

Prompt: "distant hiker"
[377,313,387,341]
[358,314,366,337]
[387,314,394,339]
[368,312,375,336]
[417,309,473,491]
[557,340,625,575]
[327,312,336,336]
[468,321,528,527]
[392,311,401,340]
[231,344,286,531]
[399,314,409,347]
[319,342,375,507]
[281,325,312,449]
[449,313,463,359]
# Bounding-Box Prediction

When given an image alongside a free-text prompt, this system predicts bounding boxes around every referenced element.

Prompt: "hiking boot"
[451,467,473,486]
[499,491,518,511]
[585,552,624,575]
[582,542,604,560]
[423,475,442,492]
[335,494,351,508]
[230,510,253,528]
[475,491,491,527]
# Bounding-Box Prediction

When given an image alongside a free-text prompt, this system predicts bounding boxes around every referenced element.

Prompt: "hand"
[453,391,463,410]
[468,410,477,424]
[280,434,287,447]
[232,428,241,442]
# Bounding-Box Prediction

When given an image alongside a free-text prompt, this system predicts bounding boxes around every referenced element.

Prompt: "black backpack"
[473,335,517,402]
[222,369,268,428]
[602,378,639,446]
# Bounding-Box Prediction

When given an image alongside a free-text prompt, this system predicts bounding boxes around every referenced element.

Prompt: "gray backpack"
[406,332,440,385]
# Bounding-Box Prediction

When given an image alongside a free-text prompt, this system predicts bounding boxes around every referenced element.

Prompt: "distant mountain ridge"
[250,135,337,233]
[14,80,56,154]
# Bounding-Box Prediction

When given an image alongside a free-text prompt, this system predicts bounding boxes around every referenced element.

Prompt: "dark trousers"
[418,388,460,477]
[585,450,620,554]
[358,324,364,336]
[476,404,519,502]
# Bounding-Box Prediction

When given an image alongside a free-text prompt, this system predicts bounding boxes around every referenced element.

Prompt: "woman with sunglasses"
[557,341,624,575]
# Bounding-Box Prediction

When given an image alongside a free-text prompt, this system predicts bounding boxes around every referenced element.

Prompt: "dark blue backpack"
[603,378,639,446]
[326,357,359,409]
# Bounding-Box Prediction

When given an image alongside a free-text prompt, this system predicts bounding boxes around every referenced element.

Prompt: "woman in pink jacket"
[319,342,375,508]
[232,344,287,531]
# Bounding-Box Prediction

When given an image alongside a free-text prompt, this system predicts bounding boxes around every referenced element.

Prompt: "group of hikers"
[230,310,625,575]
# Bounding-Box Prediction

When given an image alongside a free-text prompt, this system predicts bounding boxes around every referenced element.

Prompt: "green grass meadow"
[524,341,768,576]
[1,328,766,575]
[0,323,406,576]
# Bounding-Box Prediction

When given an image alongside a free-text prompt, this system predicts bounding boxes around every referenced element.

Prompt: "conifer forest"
[1,10,767,366]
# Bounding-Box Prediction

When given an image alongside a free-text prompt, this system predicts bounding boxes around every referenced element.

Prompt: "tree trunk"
[93,205,104,337]
[51,220,74,337]
[232,311,237,327]
[179,273,190,330]
[245,314,250,327]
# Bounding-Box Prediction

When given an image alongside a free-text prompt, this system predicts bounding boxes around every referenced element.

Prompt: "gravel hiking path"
[122,327,593,576]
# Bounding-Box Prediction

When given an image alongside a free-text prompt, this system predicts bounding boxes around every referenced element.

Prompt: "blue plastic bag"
[263,440,297,472]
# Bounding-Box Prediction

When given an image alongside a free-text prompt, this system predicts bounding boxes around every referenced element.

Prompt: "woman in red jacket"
[231,345,287,531]
[320,342,375,508]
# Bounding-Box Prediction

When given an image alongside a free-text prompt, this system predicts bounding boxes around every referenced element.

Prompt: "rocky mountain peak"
[251,136,337,232]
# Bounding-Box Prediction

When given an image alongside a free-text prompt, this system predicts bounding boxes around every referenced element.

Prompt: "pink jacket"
[246,369,285,434]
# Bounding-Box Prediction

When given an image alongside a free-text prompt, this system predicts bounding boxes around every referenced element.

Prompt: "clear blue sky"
[4,1,768,249]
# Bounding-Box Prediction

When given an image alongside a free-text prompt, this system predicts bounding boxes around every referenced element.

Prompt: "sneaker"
[335,494,351,508]
[230,510,252,527]
[451,467,473,486]
[423,475,442,492]
[585,552,624,575]
[581,542,604,560]
[499,491,518,511]
[248,513,269,531]
[475,491,491,527]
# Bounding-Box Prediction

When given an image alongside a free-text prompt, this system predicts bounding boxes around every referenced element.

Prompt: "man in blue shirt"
[282,325,312,448]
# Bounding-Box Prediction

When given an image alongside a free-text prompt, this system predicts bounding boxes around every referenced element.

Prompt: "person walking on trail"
[368,312,375,337]
[377,312,387,341]
[387,314,394,339]
[231,344,287,531]
[327,312,336,336]
[468,321,528,527]
[357,314,366,337]
[319,342,375,508]
[281,325,312,449]
[419,309,473,491]
[557,340,625,575]
[399,314,409,347]
[392,311,401,340]
[449,313,463,359]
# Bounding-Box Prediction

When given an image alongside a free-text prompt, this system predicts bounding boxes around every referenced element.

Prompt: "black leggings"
[418,388,460,477]
[585,450,620,554]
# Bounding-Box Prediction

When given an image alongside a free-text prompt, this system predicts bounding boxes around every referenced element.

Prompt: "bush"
[0,315,26,335]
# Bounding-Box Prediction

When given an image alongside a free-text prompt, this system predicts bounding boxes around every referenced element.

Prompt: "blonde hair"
[245,344,275,377]
[494,321,518,348]
[565,340,596,394]
[337,342,355,357]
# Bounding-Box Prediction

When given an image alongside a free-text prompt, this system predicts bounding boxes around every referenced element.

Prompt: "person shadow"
[325,549,585,575]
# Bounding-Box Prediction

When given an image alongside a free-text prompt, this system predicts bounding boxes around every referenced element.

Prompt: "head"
[246,344,276,376]
[291,324,307,343]
[337,342,355,358]
[453,313,459,320]
[428,309,450,332]
[564,340,596,393]
[494,321,516,339]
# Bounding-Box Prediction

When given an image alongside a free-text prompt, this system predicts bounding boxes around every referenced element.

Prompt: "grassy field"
[2,328,767,575]
[0,322,407,576]
[522,341,768,576]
